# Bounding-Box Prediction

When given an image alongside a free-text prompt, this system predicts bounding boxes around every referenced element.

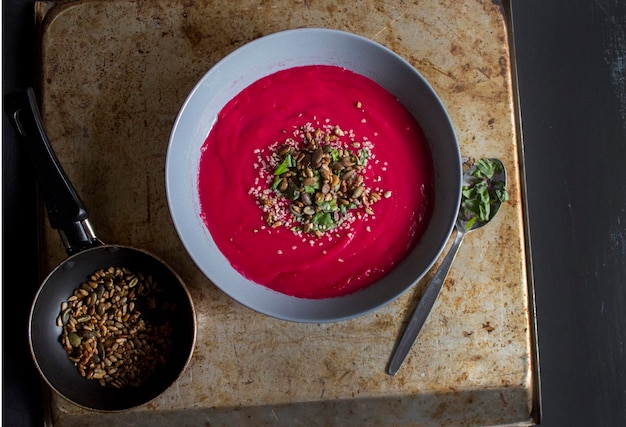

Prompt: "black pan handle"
[4,87,102,255]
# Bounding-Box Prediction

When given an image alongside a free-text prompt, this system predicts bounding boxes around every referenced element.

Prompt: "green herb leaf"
[460,158,508,226]
[273,155,291,176]
[465,216,477,230]
[357,148,369,166]
[272,176,282,190]
[493,181,509,203]
[312,211,335,228]
[474,158,495,179]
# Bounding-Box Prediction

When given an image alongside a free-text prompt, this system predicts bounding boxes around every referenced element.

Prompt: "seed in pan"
[57,266,173,388]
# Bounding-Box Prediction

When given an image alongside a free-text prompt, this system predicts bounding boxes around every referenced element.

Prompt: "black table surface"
[3,1,626,426]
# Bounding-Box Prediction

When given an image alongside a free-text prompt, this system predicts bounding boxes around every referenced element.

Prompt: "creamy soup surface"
[198,65,434,299]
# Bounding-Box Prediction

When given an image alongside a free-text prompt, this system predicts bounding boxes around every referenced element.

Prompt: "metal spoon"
[387,158,507,376]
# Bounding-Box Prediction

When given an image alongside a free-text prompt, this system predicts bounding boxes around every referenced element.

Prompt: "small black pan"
[5,88,197,411]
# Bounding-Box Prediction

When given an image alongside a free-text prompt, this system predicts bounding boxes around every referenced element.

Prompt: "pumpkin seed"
[302,176,317,186]
[352,185,365,199]
[301,193,312,206]
[68,333,82,347]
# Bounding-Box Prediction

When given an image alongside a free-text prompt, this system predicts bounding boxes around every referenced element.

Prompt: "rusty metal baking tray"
[34,0,540,425]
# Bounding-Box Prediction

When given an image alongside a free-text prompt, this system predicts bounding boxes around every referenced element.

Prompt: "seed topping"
[250,110,388,238]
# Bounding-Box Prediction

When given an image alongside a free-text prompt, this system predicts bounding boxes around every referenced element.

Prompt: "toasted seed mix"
[250,112,388,238]
[57,266,173,388]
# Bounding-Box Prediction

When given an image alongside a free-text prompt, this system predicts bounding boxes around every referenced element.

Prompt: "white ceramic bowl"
[166,28,461,323]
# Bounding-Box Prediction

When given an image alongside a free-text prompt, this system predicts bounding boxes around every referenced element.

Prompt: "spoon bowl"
[387,158,507,375]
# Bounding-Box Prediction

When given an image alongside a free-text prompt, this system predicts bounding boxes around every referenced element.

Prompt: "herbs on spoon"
[459,158,509,230]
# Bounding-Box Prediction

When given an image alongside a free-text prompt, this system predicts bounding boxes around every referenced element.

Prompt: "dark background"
[3,1,626,425]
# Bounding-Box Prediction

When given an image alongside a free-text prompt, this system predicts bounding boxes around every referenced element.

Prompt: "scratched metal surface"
[35,0,537,425]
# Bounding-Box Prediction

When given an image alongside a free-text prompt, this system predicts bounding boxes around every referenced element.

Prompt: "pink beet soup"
[198,65,434,299]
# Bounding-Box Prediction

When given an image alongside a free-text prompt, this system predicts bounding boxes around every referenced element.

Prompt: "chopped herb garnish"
[312,211,334,228]
[329,148,341,162]
[255,120,387,237]
[460,158,508,229]
[357,148,369,166]
[273,155,291,175]
[271,175,282,190]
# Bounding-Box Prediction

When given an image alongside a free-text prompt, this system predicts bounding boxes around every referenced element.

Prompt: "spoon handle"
[387,226,466,375]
